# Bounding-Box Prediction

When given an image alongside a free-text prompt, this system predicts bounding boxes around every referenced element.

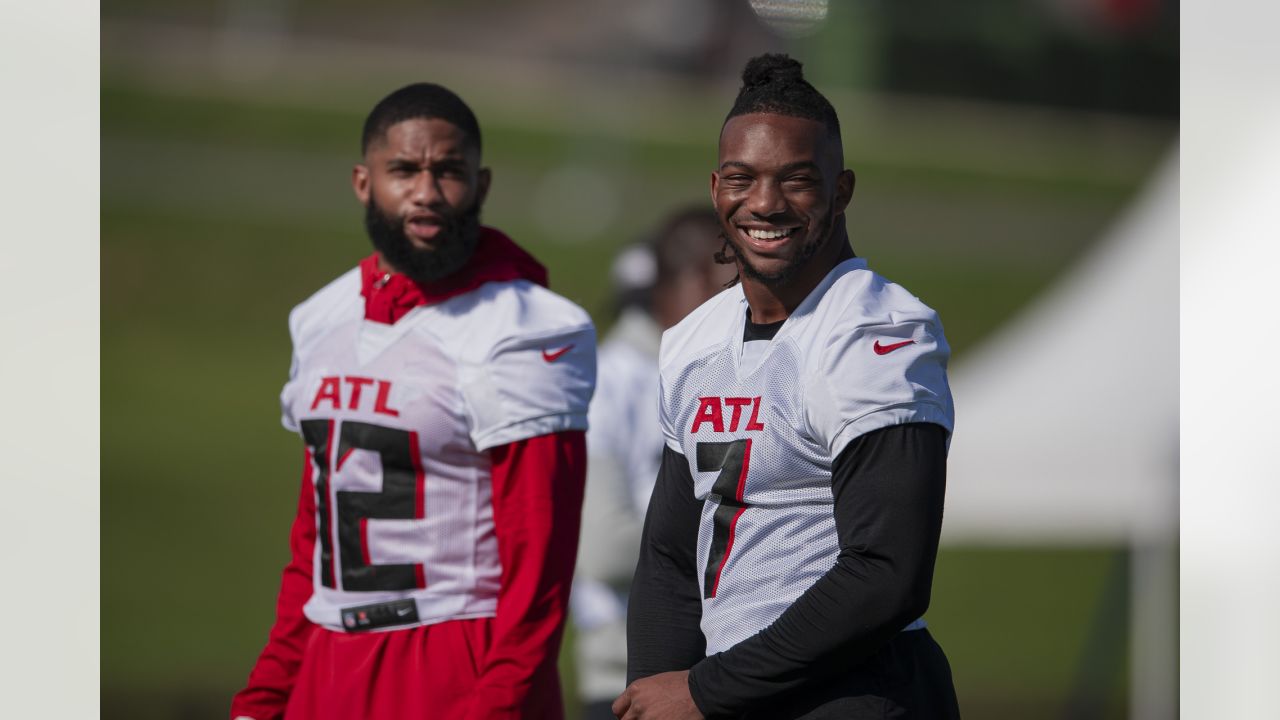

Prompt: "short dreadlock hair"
[724,53,841,144]
[361,82,482,155]
[712,55,846,284]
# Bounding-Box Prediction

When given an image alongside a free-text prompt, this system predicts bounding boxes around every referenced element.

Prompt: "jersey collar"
[360,226,549,324]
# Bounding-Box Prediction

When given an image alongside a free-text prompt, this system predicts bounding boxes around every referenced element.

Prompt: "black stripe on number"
[300,419,335,589]
[696,439,751,598]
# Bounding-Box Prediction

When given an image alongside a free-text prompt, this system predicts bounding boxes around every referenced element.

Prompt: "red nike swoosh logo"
[873,339,915,355]
[542,345,574,362]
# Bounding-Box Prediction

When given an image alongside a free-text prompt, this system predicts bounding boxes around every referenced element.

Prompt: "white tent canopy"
[942,152,1179,547]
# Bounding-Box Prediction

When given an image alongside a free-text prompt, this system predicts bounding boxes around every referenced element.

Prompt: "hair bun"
[741,53,805,89]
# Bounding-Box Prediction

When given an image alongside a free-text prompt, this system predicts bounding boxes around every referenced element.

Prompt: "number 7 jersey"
[657,258,954,655]
[280,266,595,632]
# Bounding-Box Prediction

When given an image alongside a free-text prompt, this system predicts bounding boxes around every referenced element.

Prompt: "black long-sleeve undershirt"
[626,422,949,718]
[626,444,708,681]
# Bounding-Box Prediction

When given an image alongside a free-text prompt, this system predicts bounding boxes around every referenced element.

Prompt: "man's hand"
[611,670,703,719]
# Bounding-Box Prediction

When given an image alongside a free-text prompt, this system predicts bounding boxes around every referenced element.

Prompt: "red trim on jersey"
[360,227,549,324]
[359,518,371,566]
[304,446,314,490]
[735,438,752,500]
[409,430,428,589]
[325,421,339,590]
[711,506,748,598]
[710,438,752,598]
[335,446,354,472]
[230,448,320,720]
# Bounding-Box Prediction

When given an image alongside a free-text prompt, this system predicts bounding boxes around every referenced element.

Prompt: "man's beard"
[364,199,483,285]
[725,202,840,288]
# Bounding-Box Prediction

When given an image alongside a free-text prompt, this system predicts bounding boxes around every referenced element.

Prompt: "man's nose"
[745,180,786,218]
[411,171,442,205]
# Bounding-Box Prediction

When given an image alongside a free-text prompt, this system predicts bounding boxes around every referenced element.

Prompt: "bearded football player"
[230,83,596,720]
[615,55,960,719]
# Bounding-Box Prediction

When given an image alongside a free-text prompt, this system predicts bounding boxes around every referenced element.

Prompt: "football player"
[230,83,596,720]
[615,55,961,719]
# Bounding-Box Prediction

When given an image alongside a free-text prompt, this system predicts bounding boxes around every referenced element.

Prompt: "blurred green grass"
[103,69,1167,718]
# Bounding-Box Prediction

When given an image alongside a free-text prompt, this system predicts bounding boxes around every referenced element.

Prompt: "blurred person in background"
[230,82,596,720]
[572,209,735,720]
[616,55,958,719]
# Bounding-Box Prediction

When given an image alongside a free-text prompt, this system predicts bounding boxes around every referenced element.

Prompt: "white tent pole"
[1131,539,1178,720]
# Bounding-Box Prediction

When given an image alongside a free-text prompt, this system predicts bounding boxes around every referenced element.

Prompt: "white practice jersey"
[586,309,666,516]
[280,268,595,633]
[657,258,954,655]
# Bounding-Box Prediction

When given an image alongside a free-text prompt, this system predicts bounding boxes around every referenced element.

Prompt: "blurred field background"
[101,1,1176,718]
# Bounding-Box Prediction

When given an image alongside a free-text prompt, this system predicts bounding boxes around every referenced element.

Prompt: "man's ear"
[834,168,856,213]
[352,164,371,206]
[476,167,492,207]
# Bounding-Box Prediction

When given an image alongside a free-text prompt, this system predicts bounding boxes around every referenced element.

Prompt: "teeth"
[745,228,792,240]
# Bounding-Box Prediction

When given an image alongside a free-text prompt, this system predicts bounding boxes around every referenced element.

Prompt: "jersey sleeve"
[461,324,596,451]
[657,369,683,453]
[806,317,954,458]
[466,431,587,719]
[279,311,304,433]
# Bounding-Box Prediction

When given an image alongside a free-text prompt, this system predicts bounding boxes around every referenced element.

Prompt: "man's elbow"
[893,570,934,626]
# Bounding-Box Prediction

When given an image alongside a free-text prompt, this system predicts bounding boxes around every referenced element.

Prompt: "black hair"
[361,82,482,155]
[724,54,840,140]
[652,207,724,285]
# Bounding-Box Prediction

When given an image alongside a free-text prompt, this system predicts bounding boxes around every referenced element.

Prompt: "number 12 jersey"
[280,263,596,633]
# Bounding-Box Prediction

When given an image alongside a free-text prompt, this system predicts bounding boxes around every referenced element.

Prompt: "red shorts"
[282,618,563,720]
